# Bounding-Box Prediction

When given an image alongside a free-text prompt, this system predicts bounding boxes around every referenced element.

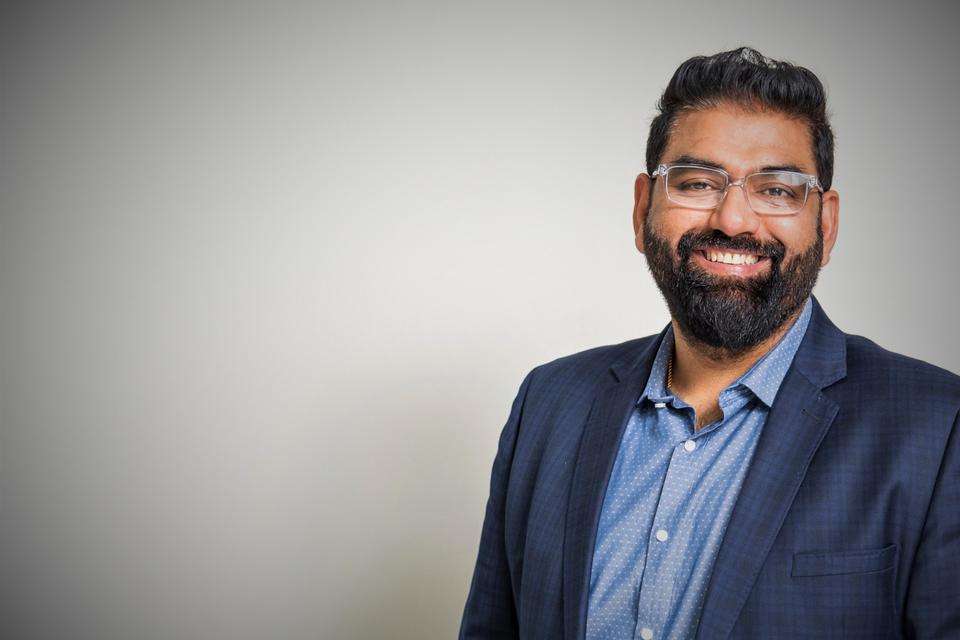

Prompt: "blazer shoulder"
[843,332,960,407]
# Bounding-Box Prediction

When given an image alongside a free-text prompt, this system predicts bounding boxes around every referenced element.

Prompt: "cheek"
[764,216,818,256]
[648,206,704,245]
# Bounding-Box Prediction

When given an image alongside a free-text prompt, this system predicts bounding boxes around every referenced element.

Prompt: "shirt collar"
[638,296,813,408]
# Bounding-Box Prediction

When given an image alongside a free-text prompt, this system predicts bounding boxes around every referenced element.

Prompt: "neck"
[668,305,804,397]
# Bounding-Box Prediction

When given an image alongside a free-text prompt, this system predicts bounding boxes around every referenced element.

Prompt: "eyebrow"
[668,154,808,175]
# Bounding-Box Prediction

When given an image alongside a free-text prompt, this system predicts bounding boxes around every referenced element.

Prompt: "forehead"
[663,104,816,175]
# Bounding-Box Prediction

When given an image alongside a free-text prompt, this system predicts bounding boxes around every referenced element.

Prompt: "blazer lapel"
[563,328,665,640]
[695,296,847,640]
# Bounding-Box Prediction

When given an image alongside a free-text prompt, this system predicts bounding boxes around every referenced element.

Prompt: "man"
[459,48,960,639]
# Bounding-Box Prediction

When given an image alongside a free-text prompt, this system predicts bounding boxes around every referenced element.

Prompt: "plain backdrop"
[2,1,959,638]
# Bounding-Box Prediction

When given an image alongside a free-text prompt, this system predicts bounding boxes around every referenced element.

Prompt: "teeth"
[705,250,759,265]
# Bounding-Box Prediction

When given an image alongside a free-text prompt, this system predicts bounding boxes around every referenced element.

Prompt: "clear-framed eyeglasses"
[651,163,823,215]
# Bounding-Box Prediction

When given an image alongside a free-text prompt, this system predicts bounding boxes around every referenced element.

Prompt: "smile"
[701,249,760,265]
[692,248,770,276]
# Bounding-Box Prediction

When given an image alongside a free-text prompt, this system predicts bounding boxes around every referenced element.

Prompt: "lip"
[691,249,770,277]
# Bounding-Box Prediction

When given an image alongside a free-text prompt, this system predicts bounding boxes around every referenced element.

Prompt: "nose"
[708,183,761,237]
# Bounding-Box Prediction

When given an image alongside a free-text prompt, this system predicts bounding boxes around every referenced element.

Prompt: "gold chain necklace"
[666,354,674,392]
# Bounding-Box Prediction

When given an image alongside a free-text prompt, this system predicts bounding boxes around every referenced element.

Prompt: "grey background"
[1,1,958,638]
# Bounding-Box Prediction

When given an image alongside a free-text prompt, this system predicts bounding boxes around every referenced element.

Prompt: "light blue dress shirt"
[585,297,813,640]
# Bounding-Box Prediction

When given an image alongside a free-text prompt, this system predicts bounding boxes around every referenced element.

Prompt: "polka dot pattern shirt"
[585,296,813,640]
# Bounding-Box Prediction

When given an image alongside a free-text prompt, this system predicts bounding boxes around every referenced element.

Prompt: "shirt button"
[684,439,696,452]
[655,529,669,542]
[654,402,666,408]
[640,628,654,640]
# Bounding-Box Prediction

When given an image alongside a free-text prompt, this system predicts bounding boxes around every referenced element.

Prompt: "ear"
[633,173,652,254]
[818,189,839,267]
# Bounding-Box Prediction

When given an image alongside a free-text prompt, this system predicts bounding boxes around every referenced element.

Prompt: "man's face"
[634,104,839,357]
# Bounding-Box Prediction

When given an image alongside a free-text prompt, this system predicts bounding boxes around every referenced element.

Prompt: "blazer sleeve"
[904,407,960,638]
[459,368,536,640]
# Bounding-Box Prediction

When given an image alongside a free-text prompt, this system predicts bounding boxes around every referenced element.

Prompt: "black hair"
[646,47,835,190]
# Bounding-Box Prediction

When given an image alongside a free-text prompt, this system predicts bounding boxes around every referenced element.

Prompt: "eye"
[756,184,798,199]
[679,180,720,192]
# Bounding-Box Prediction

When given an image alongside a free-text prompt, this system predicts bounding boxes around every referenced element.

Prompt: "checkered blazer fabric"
[459,296,960,639]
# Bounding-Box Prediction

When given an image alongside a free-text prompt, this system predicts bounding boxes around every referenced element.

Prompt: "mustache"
[677,230,786,263]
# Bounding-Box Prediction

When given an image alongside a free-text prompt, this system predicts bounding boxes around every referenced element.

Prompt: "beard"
[642,210,823,359]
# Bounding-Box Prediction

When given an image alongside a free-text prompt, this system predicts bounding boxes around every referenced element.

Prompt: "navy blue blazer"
[460,296,960,639]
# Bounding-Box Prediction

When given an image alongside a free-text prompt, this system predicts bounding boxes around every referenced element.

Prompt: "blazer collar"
[786,294,846,390]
